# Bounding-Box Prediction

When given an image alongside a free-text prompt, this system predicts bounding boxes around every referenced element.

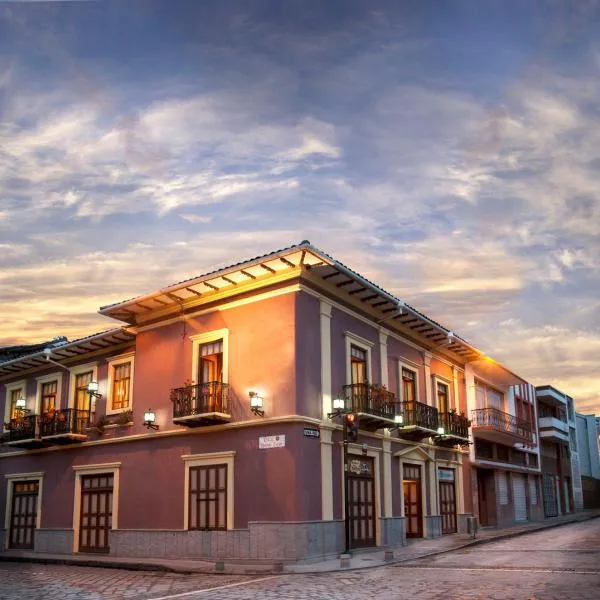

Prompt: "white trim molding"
[35,372,63,414]
[182,451,235,530]
[72,462,121,553]
[106,352,135,416]
[4,472,44,548]
[68,363,98,410]
[190,328,229,385]
[4,380,27,422]
[344,332,374,385]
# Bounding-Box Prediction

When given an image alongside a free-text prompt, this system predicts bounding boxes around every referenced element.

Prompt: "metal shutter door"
[512,473,528,522]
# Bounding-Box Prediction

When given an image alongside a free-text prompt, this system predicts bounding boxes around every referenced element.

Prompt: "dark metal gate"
[79,473,113,553]
[543,474,558,517]
[9,480,39,549]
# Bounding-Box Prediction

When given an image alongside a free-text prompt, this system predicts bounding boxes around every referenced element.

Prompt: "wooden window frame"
[344,332,373,386]
[190,329,229,386]
[36,373,63,414]
[72,463,120,553]
[188,464,228,531]
[182,451,234,531]
[68,363,98,410]
[3,472,44,550]
[398,361,420,403]
[4,380,27,423]
[106,353,135,416]
[432,375,452,412]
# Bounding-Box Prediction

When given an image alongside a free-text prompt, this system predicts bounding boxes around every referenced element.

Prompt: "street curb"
[1,514,598,576]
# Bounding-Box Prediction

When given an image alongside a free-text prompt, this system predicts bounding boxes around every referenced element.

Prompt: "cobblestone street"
[1,519,599,600]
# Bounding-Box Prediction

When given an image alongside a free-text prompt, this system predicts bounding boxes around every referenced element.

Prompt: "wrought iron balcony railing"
[171,382,230,419]
[39,408,90,438]
[438,411,469,439]
[471,407,533,443]
[400,400,439,431]
[7,414,38,442]
[342,383,398,421]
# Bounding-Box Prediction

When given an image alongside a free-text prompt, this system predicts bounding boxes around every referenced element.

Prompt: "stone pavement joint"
[0,509,598,577]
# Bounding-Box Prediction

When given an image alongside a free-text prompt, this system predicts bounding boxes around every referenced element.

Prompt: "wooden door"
[403,463,423,538]
[347,456,376,548]
[79,473,113,553]
[439,481,457,534]
[9,480,39,549]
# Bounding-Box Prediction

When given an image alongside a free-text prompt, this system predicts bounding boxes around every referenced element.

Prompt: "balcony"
[5,415,48,449]
[39,409,90,444]
[171,382,231,427]
[471,407,533,446]
[538,416,569,443]
[435,412,470,447]
[342,383,398,430]
[395,400,439,441]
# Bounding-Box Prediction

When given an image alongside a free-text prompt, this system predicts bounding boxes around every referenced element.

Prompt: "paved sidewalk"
[1,509,598,576]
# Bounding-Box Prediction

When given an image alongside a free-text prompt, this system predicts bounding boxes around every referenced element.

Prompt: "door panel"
[348,457,376,548]
[79,474,114,553]
[9,481,39,549]
[439,481,457,534]
[512,473,528,522]
[403,481,423,537]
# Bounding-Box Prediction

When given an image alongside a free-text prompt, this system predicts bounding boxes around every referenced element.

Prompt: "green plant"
[116,409,133,425]
[91,414,110,433]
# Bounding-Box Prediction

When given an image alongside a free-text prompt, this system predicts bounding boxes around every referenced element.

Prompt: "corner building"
[0,242,542,563]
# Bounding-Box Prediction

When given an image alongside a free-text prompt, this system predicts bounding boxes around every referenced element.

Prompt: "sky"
[0,1,599,414]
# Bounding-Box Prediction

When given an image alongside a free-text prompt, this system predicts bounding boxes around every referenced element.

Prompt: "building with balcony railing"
[0,241,546,562]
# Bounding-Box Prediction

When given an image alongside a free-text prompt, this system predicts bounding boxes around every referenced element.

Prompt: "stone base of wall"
[379,517,406,547]
[109,520,345,562]
[457,513,473,534]
[425,515,442,538]
[34,529,74,554]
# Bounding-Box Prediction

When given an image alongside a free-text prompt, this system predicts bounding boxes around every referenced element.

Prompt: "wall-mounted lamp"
[143,409,159,430]
[87,381,102,399]
[436,425,445,435]
[327,396,347,419]
[249,391,265,417]
[15,397,30,414]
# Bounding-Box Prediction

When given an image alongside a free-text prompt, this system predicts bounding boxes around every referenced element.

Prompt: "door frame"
[402,474,423,538]
[438,470,457,534]
[4,472,44,550]
[348,458,377,548]
[72,462,120,553]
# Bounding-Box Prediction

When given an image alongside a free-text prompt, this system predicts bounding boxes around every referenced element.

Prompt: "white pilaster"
[382,438,392,517]
[452,366,460,411]
[320,300,333,420]
[320,425,334,520]
[378,330,388,387]
[423,351,432,405]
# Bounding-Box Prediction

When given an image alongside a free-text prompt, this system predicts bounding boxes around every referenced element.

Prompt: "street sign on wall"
[259,434,286,449]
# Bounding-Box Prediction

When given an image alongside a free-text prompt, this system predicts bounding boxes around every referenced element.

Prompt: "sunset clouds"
[1,2,599,412]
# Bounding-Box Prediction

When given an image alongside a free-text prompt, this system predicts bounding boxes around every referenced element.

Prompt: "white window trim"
[4,472,44,549]
[182,451,235,530]
[398,360,420,403]
[432,375,452,411]
[68,362,98,410]
[106,353,135,416]
[35,373,63,414]
[190,329,229,385]
[72,462,121,553]
[344,332,373,385]
[4,380,27,422]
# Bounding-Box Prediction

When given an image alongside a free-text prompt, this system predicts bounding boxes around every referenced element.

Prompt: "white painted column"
[320,425,335,520]
[423,351,432,405]
[319,300,334,521]
[452,366,460,411]
[456,453,465,514]
[378,330,389,387]
[320,300,333,419]
[429,458,439,516]
[382,438,392,517]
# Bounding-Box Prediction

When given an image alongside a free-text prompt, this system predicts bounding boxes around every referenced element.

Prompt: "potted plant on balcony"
[90,414,110,435]
[115,409,133,426]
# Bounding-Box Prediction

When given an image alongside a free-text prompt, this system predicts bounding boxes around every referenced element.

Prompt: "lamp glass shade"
[144,410,156,423]
[15,397,27,410]
[332,397,345,411]
[437,426,445,435]
[87,381,99,393]
[250,395,263,408]
[394,414,403,424]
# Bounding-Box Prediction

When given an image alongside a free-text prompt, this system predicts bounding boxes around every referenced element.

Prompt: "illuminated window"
[111,363,131,410]
[351,345,367,385]
[198,341,223,384]
[40,381,57,412]
[437,381,449,413]
[75,372,93,412]
[9,388,23,419]
[402,368,416,404]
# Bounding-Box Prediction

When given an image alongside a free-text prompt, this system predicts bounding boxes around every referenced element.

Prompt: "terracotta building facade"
[0,242,543,562]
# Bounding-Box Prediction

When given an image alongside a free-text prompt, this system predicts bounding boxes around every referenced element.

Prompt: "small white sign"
[259,434,286,449]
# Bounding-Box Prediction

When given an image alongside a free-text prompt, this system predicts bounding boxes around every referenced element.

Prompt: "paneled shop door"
[542,474,557,517]
[439,469,457,534]
[512,473,528,522]
[79,473,114,553]
[403,464,423,538]
[347,456,376,548]
[9,480,39,549]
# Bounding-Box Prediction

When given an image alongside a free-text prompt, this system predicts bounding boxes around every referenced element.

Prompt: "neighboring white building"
[576,412,600,508]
